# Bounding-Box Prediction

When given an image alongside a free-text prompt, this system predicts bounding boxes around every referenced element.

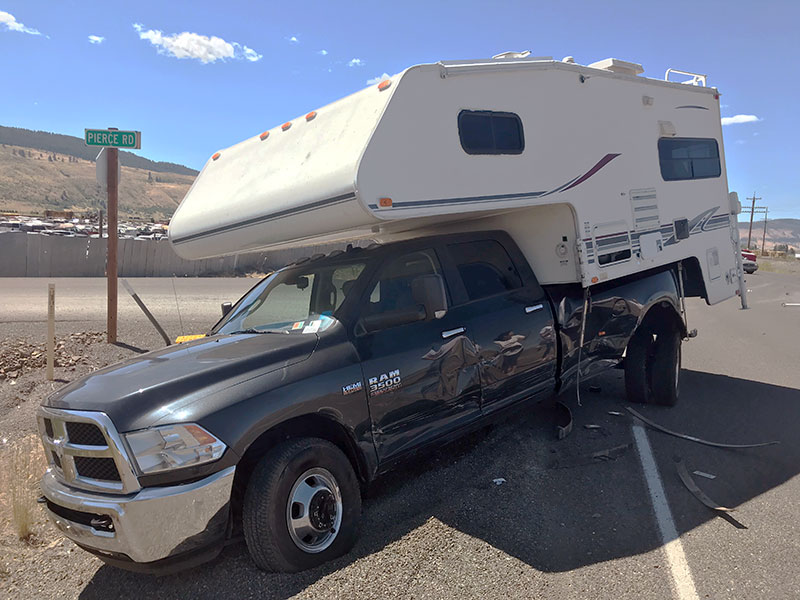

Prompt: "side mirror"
[412,274,448,319]
[221,302,233,318]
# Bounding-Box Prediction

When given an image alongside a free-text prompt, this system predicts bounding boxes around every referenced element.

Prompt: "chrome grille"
[37,407,140,494]
[74,457,121,481]
[65,422,106,446]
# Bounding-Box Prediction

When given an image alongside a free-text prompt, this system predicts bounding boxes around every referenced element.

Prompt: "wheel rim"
[285,467,343,553]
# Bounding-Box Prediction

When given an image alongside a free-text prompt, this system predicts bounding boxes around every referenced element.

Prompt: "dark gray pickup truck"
[38,230,690,573]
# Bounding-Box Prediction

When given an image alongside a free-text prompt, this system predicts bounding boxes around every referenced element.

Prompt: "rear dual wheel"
[625,319,681,406]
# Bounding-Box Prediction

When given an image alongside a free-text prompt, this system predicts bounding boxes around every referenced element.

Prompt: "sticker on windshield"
[302,320,322,334]
[291,321,305,330]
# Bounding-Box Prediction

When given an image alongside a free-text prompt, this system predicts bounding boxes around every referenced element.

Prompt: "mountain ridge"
[0,125,198,176]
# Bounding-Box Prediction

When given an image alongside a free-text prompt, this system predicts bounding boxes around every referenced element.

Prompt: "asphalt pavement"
[0,272,798,599]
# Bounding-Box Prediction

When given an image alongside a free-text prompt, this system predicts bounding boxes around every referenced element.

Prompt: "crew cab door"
[441,236,557,413]
[353,246,482,462]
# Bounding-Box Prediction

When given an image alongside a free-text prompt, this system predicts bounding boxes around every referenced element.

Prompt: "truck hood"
[43,333,317,432]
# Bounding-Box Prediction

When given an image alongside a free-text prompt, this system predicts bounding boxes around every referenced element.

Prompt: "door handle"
[441,327,466,339]
[525,304,544,314]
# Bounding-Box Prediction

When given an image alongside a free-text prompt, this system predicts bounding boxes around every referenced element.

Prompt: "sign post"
[86,128,141,343]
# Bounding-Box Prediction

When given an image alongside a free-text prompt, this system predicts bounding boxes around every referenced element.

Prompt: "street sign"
[95,148,121,189]
[85,128,141,149]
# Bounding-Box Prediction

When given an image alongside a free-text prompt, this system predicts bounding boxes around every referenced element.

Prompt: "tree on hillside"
[148,171,153,183]
[61,190,69,204]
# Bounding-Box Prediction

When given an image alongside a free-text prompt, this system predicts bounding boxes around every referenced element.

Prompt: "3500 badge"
[368,369,401,396]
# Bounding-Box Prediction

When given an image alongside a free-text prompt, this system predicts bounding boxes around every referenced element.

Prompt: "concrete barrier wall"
[0,233,353,277]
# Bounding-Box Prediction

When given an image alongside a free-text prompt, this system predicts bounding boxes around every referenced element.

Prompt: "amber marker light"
[305,111,317,121]
[591,276,599,284]
[378,80,391,91]
[379,198,393,208]
[259,131,270,140]
[212,152,221,161]
[281,122,292,131]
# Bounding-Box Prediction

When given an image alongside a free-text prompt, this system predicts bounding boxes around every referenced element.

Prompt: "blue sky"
[1,0,798,219]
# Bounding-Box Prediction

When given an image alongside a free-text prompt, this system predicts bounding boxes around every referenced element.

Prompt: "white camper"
[169,53,744,306]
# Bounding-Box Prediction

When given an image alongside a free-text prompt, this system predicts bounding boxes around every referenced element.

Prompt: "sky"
[1,0,798,219]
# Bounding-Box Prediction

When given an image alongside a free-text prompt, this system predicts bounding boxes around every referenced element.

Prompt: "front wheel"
[243,437,361,572]
[625,319,681,406]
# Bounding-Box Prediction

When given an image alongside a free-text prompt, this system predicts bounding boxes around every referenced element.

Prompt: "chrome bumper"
[40,465,235,564]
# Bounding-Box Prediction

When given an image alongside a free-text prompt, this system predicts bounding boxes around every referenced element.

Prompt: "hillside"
[0,126,198,176]
[0,144,195,220]
[738,218,800,251]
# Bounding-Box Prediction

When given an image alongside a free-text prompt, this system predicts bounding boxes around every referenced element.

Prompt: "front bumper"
[40,465,235,565]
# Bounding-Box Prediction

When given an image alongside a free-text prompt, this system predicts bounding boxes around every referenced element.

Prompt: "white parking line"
[633,424,700,600]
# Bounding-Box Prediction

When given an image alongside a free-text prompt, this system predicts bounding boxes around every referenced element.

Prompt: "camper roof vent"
[587,58,644,76]
[492,50,532,60]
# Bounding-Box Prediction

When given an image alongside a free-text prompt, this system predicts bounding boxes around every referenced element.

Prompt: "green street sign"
[85,129,141,149]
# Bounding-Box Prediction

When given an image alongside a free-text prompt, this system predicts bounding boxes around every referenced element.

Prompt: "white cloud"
[348,58,364,67]
[721,114,761,126]
[317,49,328,56]
[366,72,390,85]
[88,35,105,44]
[133,23,262,64]
[287,35,299,43]
[0,10,42,35]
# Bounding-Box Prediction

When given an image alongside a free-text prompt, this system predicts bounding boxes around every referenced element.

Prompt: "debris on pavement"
[675,458,734,512]
[584,424,601,430]
[626,407,780,449]
[591,443,631,462]
[608,411,624,416]
[693,470,717,480]
[555,401,573,440]
[492,478,506,486]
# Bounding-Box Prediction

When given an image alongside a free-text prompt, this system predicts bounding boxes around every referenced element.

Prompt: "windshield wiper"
[232,328,289,335]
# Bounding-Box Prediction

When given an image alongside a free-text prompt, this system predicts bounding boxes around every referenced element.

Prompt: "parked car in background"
[742,250,758,274]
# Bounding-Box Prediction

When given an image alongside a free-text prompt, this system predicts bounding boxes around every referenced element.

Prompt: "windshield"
[214,259,367,335]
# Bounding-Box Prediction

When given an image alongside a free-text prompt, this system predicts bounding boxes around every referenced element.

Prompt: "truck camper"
[39,53,745,575]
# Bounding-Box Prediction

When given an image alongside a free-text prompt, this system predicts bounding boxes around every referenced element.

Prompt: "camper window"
[658,138,720,181]
[458,110,524,155]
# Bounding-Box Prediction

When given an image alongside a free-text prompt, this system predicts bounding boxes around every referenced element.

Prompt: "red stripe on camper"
[560,153,620,192]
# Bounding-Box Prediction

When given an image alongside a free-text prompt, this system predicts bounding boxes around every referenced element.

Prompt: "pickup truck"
[38,230,686,573]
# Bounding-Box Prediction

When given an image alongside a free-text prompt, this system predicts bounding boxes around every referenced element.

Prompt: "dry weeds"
[0,434,47,543]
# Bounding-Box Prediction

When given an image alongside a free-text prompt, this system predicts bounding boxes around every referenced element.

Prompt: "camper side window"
[458,110,524,155]
[658,138,721,181]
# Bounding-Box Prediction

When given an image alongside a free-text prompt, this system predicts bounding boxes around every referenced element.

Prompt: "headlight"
[123,424,226,475]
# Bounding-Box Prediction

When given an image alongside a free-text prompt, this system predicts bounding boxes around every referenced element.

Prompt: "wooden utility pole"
[746,192,761,249]
[107,141,119,343]
[761,207,769,256]
[85,126,140,344]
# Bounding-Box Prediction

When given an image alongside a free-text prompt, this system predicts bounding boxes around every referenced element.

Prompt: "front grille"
[66,422,107,446]
[74,457,121,482]
[37,407,140,494]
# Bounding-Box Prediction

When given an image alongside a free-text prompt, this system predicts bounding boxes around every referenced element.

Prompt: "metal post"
[745,193,761,250]
[761,207,768,256]
[107,141,119,344]
[98,208,103,240]
[46,284,55,380]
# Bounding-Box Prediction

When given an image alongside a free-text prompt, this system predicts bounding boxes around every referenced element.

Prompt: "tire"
[243,437,361,572]
[624,318,681,406]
